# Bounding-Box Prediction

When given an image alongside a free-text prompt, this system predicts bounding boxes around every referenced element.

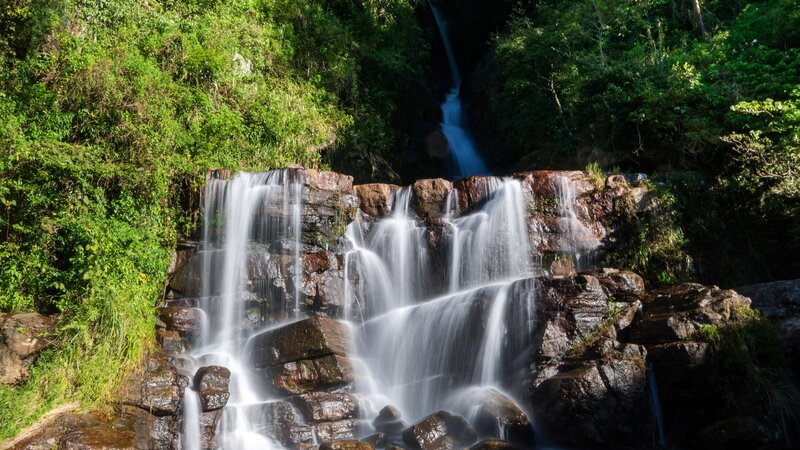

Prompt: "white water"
[181,171,304,450]
[180,172,541,447]
[345,179,538,421]
[430,2,490,179]
[555,174,599,270]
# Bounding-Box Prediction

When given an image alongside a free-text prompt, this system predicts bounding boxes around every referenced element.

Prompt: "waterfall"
[430,1,490,179]
[179,170,304,449]
[180,171,540,447]
[555,174,599,270]
[346,179,537,421]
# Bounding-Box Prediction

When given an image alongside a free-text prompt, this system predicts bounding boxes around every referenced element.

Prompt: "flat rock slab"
[251,317,352,368]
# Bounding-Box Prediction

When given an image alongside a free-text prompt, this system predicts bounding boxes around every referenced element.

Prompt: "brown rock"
[193,366,230,412]
[306,169,354,193]
[355,184,401,218]
[633,284,751,343]
[469,389,534,446]
[410,178,452,220]
[320,440,374,450]
[250,317,352,368]
[120,356,188,416]
[0,313,56,385]
[156,329,185,356]
[157,307,201,337]
[453,176,502,213]
[402,411,477,449]
[314,418,361,442]
[270,354,355,394]
[289,391,359,422]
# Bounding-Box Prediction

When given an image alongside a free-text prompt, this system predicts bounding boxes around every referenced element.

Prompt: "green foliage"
[478,0,800,285]
[0,0,426,438]
[585,162,604,187]
[609,180,693,286]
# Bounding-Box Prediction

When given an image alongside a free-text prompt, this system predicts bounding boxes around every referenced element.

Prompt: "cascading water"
[180,170,305,449]
[430,1,490,179]
[345,179,538,423]
[180,171,541,448]
[555,174,599,270]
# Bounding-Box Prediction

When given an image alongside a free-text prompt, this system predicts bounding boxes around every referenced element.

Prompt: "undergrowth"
[0,0,425,439]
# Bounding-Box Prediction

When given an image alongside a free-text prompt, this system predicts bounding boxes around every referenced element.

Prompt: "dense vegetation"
[0,0,425,437]
[471,0,800,286]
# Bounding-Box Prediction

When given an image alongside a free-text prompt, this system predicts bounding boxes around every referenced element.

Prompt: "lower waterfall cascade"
[171,168,614,449]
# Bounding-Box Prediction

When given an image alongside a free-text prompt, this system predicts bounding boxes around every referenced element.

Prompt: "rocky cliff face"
[12,169,796,450]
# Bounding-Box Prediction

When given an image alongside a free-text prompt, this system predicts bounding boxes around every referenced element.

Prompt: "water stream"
[430,1,490,179]
[345,179,538,422]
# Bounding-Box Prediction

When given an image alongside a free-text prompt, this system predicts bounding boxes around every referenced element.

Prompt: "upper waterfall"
[430,2,490,179]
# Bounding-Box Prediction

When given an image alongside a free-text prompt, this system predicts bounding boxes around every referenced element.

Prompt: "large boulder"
[355,184,401,218]
[120,355,188,416]
[289,391,360,422]
[531,357,649,447]
[402,411,477,449]
[0,312,56,385]
[268,354,355,395]
[467,389,534,446]
[193,366,230,412]
[157,307,201,339]
[633,284,751,343]
[250,317,352,368]
[410,178,452,220]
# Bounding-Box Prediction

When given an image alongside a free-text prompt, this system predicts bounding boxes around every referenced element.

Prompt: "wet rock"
[36,411,138,450]
[314,269,346,311]
[289,391,359,422]
[199,409,223,449]
[549,257,575,276]
[538,275,609,337]
[0,312,56,385]
[320,440,374,450]
[156,329,185,357]
[402,411,477,449]
[250,317,352,368]
[303,249,337,274]
[531,357,649,447]
[128,407,177,450]
[120,355,188,416]
[410,178,452,220]
[372,405,402,427]
[355,184,401,218]
[469,389,534,446]
[157,307,201,338]
[193,365,230,412]
[269,354,355,395]
[469,439,520,450]
[691,415,778,449]
[314,418,361,442]
[361,433,387,448]
[633,284,751,343]
[301,169,358,248]
[453,176,502,213]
